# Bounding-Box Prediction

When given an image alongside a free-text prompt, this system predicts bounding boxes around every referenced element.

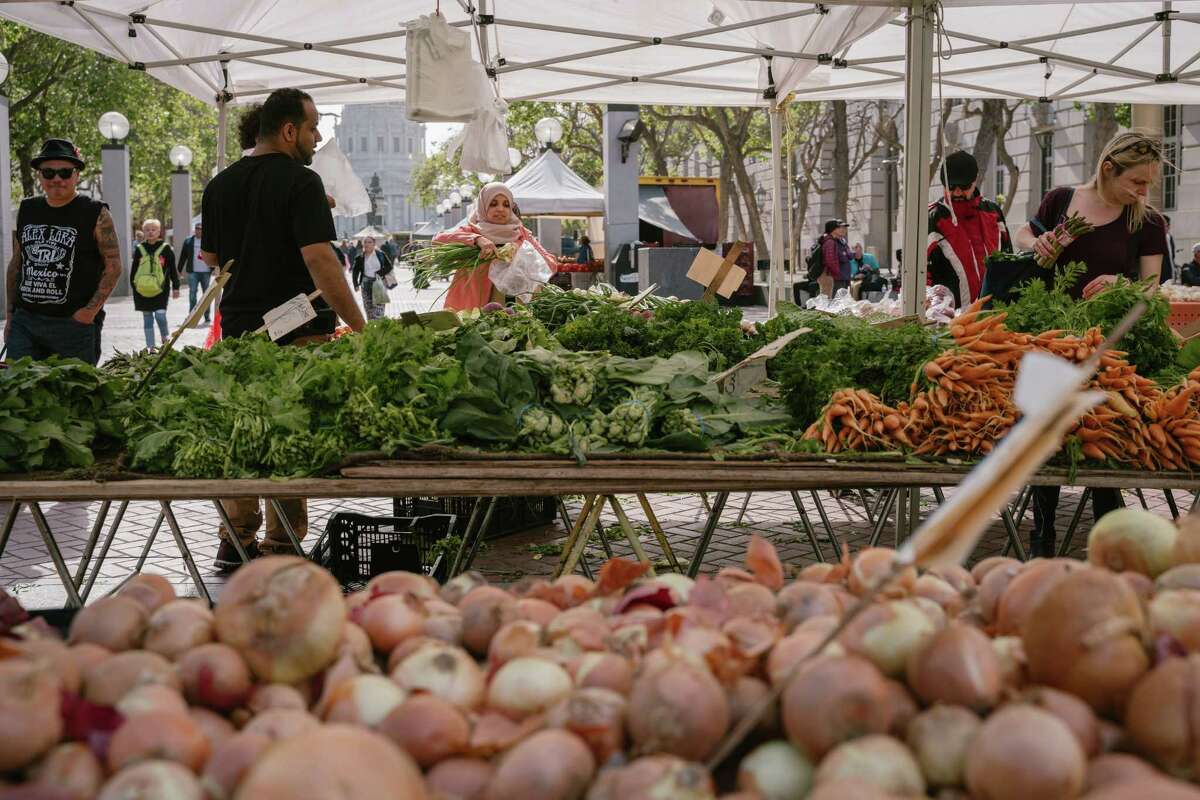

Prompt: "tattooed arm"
[74,207,123,325]
[3,233,17,340]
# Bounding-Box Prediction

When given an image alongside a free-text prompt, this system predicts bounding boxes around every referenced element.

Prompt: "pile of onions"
[965,705,1085,799]
[1087,507,1178,577]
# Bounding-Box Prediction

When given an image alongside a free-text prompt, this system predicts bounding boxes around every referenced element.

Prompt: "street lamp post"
[169,145,193,260]
[882,148,900,274]
[98,111,132,296]
[534,117,563,152]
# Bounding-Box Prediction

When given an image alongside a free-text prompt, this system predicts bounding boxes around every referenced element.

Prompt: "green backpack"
[133,242,168,297]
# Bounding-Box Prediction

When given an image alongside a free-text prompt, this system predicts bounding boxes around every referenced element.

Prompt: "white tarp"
[309,138,371,219]
[505,149,604,217]
[638,185,699,241]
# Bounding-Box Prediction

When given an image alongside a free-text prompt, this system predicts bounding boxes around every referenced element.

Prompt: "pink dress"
[433,223,557,311]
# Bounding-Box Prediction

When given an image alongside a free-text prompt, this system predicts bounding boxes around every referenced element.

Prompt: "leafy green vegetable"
[554,303,652,358]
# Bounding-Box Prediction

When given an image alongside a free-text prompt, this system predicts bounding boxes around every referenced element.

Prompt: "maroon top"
[1033,187,1167,299]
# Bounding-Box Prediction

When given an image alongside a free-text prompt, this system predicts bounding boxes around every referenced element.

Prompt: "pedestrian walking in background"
[131,218,179,349]
[178,222,212,325]
[818,218,852,297]
[352,236,394,320]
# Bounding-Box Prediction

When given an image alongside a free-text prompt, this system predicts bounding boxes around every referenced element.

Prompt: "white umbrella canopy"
[351,225,389,240]
[505,149,604,217]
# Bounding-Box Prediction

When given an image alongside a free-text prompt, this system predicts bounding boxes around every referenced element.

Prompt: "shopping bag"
[405,13,491,122]
[372,277,390,307]
[448,97,511,174]
[980,252,1048,307]
[489,241,553,299]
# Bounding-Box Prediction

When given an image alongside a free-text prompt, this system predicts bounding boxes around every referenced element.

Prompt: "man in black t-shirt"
[200,88,365,572]
[3,138,123,365]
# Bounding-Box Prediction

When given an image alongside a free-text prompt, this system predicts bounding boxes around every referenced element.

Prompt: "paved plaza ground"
[1,266,1189,609]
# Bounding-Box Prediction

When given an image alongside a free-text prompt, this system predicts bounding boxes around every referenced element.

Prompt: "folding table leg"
[1165,489,1181,520]
[133,512,165,573]
[160,501,211,606]
[932,486,946,505]
[1057,487,1092,558]
[1013,486,1033,527]
[82,501,128,603]
[807,490,841,561]
[462,497,500,574]
[1000,506,1028,562]
[607,495,654,575]
[552,496,596,580]
[735,492,753,524]
[210,501,252,565]
[637,494,681,573]
[449,498,487,578]
[868,489,898,548]
[0,501,21,564]
[558,496,609,561]
[73,500,110,590]
[1192,490,1200,515]
[687,491,729,578]
[790,491,827,564]
[267,499,306,556]
[699,493,713,514]
[559,498,603,578]
[1133,488,1150,511]
[28,502,83,608]
[858,490,876,526]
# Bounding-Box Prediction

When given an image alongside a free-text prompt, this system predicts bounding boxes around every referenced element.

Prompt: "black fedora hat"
[31,138,85,170]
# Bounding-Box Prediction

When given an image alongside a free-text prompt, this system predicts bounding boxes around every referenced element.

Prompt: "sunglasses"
[38,167,76,180]
[1109,140,1161,159]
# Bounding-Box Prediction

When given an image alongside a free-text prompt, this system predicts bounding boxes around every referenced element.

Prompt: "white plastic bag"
[371,277,390,307]
[489,241,553,299]
[405,13,491,122]
[447,97,511,174]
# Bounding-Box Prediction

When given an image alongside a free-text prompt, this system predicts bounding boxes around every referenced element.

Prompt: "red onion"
[628,652,730,761]
[737,740,813,800]
[201,731,271,800]
[358,593,426,653]
[177,643,252,711]
[68,596,148,652]
[545,687,627,764]
[484,729,595,800]
[97,760,204,800]
[487,656,573,719]
[459,586,518,657]
[379,693,469,768]
[118,573,177,614]
[965,705,1085,800]
[391,642,485,709]
[905,704,980,789]
[586,755,716,800]
[906,622,1002,711]
[107,710,210,772]
[84,650,180,706]
[569,652,633,696]
[31,742,104,800]
[213,556,345,684]
[814,734,926,797]
[781,655,891,759]
[143,600,214,660]
[234,724,427,799]
[426,757,494,799]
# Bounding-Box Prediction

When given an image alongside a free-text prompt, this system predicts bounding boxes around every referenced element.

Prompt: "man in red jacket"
[927,151,1012,307]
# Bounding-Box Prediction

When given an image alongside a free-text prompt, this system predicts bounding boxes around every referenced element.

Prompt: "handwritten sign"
[260,291,319,341]
[687,243,746,300]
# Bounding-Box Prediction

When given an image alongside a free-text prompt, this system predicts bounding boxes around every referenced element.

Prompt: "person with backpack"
[131,218,179,349]
[808,219,852,297]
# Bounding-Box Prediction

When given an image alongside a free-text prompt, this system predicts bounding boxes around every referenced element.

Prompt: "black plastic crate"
[392,496,556,540]
[311,512,456,588]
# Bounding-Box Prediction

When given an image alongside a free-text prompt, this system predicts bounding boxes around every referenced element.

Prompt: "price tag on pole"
[256,290,321,341]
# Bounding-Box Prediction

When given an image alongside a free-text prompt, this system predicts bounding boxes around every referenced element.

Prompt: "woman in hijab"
[433,182,556,311]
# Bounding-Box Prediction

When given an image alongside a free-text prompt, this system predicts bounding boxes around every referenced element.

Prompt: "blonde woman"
[131,218,179,349]
[1014,129,1167,300]
[1013,129,1168,557]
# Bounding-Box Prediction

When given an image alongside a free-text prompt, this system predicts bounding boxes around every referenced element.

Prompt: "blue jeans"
[143,309,168,349]
[188,271,212,320]
[6,307,100,365]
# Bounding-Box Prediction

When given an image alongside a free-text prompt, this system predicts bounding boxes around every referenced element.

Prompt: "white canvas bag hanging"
[405,12,491,122]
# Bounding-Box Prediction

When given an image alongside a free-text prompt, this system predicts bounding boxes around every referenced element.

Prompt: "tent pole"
[769,102,785,317]
[900,0,934,318]
[1164,1,1174,75]
[216,94,228,173]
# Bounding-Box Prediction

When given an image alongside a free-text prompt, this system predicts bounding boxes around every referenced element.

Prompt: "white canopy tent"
[351,224,389,240]
[2,1,1199,315]
[505,148,605,217]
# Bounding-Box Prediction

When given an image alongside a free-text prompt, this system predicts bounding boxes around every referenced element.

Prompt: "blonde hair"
[142,218,162,230]
[1089,129,1167,234]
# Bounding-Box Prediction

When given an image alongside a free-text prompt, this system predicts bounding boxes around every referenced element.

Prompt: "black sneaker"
[214,539,259,574]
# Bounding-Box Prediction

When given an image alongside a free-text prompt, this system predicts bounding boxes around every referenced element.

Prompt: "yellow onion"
[487,656,574,719]
[484,729,595,800]
[906,622,1002,711]
[1157,563,1200,593]
[118,572,177,614]
[912,574,965,616]
[10,638,82,695]
[929,565,976,595]
[32,742,104,800]
[737,740,813,800]
[628,652,729,761]
[84,650,180,706]
[97,760,204,800]
[965,705,1085,800]
[975,560,1023,625]
[814,735,925,798]
[426,757,494,799]
[905,705,980,789]
[766,630,844,686]
[1084,753,1162,793]
[971,556,1020,585]
[177,643,253,711]
[391,642,485,710]
[849,548,916,598]
[569,652,633,696]
[316,674,407,728]
[1149,589,1200,651]
[201,731,272,800]
[994,559,1085,636]
[545,687,627,765]
[840,600,937,677]
[1017,686,1101,757]
[241,709,319,741]
[143,600,214,660]
[1085,776,1200,799]
[781,655,891,759]
[214,556,345,684]
[459,586,518,657]
[1125,653,1200,778]
[776,582,845,633]
[586,755,715,800]
[68,595,148,652]
[379,693,470,769]
[883,679,918,737]
[1173,514,1200,567]
[1087,508,1178,578]
[1022,568,1149,715]
[727,675,779,738]
[107,710,210,773]
[0,658,63,771]
[991,636,1027,691]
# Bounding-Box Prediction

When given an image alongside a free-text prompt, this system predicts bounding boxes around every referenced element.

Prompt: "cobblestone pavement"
[4,266,1184,608]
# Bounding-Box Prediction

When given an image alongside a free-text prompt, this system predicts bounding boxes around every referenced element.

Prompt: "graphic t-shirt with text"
[15,195,107,317]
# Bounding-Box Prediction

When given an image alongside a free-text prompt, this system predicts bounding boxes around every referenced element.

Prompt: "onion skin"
[214,556,345,684]
[107,710,210,772]
[68,596,148,652]
[1018,686,1101,757]
[586,755,716,800]
[316,674,407,728]
[1087,507,1178,577]
[971,557,1020,585]
[391,642,485,710]
[426,757,494,800]
[379,693,469,768]
[234,724,427,799]
[776,582,844,633]
[545,687,627,765]
[569,652,633,696]
[1125,653,1200,778]
[628,655,730,761]
[906,622,1002,711]
[201,731,271,800]
[849,549,916,598]
[487,656,574,719]
[32,742,104,800]
[781,655,891,759]
[905,705,980,789]
[965,705,1085,800]
[1022,569,1149,716]
[459,586,518,657]
[143,601,214,661]
[1084,753,1162,793]
[119,573,177,614]
[241,709,320,741]
[736,740,813,800]
[814,734,926,798]
[84,650,180,706]
[484,729,595,800]
[97,760,204,800]
[994,560,1084,636]
[116,684,188,718]
[177,643,253,711]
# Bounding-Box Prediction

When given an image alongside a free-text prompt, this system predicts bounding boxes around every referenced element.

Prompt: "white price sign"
[261,292,318,341]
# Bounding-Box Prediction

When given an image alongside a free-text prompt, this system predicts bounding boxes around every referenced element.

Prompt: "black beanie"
[943,150,979,187]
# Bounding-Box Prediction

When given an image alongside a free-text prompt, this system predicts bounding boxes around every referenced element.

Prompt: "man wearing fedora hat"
[4,138,122,365]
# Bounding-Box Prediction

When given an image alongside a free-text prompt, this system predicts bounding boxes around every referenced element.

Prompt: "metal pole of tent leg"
[133,512,165,573]
[267,499,306,556]
[1166,489,1181,520]
[210,501,252,565]
[160,501,211,606]
[463,497,500,573]
[1134,488,1150,511]
[858,490,876,526]
[900,0,935,318]
[869,489,897,548]
[735,492,753,525]
[81,501,128,603]
[1000,506,1028,562]
[552,496,596,580]
[1057,487,1092,558]
[790,491,827,564]
[28,503,83,608]
[216,95,228,172]
[768,101,786,317]
[607,496,654,575]
[687,492,730,578]
[808,490,841,561]
[637,494,681,573]
[450,498,486,578]
[73,500,110,589]
[0,501,20,564]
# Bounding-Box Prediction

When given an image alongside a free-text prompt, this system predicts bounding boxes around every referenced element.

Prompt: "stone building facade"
[334,103,431,237]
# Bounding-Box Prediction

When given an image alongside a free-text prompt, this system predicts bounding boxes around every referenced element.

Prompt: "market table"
[2,455,1197,607]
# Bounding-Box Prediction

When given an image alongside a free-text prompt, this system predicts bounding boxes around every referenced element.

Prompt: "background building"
[334,103,431,237]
